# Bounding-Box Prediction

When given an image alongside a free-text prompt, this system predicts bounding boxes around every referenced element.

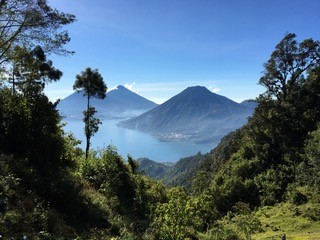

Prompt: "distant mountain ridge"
[137,153,204,187]
[136,158,172,179]
[118,86,254,143]
[57,85,158,119]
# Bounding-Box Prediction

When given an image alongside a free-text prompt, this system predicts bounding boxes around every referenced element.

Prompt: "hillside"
[253,201,320,240]
[118,86,253,143]
[240,99,258,109]
[137,154,204,187]
[136,158,172,179]
[57,85,158,119]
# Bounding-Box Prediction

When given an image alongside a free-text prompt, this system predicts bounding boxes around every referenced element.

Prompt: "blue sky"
[46,0,320,104]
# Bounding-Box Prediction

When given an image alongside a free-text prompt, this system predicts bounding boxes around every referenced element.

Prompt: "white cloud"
[208,86,221,93]
[124,82,136,91]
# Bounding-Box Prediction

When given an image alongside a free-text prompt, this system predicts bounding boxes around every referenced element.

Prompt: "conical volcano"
[118,86,253,143]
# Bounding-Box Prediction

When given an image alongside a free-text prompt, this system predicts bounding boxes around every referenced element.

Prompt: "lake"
[63,119,216,162]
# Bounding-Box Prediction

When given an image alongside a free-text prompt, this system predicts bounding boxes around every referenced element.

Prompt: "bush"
[292,191,308,205]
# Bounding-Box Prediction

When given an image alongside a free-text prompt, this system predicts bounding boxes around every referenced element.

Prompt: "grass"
[252,201,320,240]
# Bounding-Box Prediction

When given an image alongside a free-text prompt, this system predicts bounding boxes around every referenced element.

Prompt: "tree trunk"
[85,94,90,159]
[85,134,90,159]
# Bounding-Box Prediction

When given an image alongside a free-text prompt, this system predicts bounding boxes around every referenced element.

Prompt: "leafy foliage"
[259,33,320,101]
[79,146,167,237]
[82,106,101,154]
[297,124,320,191]
[74,67,107,100]
[149,188,195,240]
[0,0,76,64]
[9,45,62,94]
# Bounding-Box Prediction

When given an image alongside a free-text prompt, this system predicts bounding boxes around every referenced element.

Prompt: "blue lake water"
[63,119,216,162]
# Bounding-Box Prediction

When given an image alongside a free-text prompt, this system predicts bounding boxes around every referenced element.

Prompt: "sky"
[46,0,320,104]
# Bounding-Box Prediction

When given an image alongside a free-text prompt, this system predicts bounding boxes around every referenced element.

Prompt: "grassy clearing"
[253,202,320,240]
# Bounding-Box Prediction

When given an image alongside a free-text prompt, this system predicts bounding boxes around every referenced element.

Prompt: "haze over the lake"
[64,119,215,162]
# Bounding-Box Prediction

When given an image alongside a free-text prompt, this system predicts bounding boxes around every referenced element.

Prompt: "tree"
[249,34,320,165]
[73,67,107,158]
[0,40,66,180]
[9,45,62,95]
[0,0,76,65]
[243,34,320,202]
[82,106,101,157]
[259,33,320,102]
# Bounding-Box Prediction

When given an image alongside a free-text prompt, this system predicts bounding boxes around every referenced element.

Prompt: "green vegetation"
[253,192,320,240]
[137,158,172,179]
[0,1,320,238]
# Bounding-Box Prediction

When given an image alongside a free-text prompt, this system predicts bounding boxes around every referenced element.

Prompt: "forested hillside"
[0,1,320,239]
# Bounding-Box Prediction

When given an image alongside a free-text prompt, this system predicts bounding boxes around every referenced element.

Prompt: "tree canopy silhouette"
[73,67,107,158]
[0,0,76,65]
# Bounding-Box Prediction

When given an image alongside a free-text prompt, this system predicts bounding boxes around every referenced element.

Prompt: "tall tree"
[73,67,107,158]
[249,34,320,169]
[0,45,63,167]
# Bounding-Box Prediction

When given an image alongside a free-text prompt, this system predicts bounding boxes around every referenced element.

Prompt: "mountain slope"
[107,85,156,110]
[240,99,258,110]
[137,154,203,187]
[118,86,253,143]
[57,85,158,119]
[136,158,172,179]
